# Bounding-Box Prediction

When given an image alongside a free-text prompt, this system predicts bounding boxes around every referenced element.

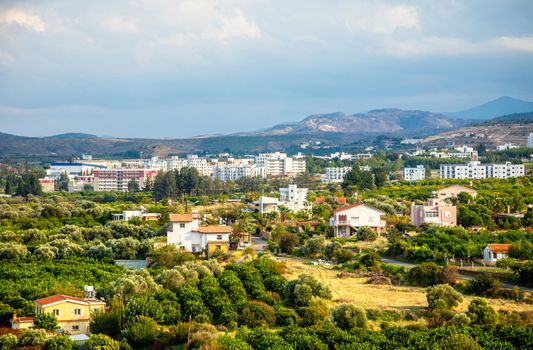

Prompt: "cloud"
[0,8,45,32]
[101,16,140,34]
[215,8,261,40]
[346,3,420,34]
[497,36,533,53]
[0,51,14,65]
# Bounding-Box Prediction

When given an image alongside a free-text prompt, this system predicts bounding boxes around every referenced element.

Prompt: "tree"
[85,334,120,350]
[426,284,463,311]
[58,173,69,192]
[407,262,441,287]
[241,301,276,328]
[439,334,480,350]
[18,329,46,346]
[302,236,325,258]
[466,298,498,326]
[44,335,75,350]
[357,226,378,241]
[123,315,159,347]
[373,168,387,188]
[284,274,332,306]
[0,242,29,261]
[468,273,502,296]
[127,179,139,192]
[0,334,17,350]
[278,233,298,254]
[436,266,459,285]
[332,304,368,330]
[150,245,195,268]
[299,299,330,327]
[90,310,122,338]
[34,313,59,331]
[342,166,375,191]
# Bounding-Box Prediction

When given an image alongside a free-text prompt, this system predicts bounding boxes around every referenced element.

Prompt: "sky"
[0,0,532,138]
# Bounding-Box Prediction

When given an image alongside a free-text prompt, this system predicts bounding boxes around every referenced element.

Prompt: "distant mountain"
[445,96,533,120]
[491,111,533,123]
[46,133,99,139]
[238,109,464,137]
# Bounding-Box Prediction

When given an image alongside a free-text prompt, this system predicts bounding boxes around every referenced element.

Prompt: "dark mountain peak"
[446,96,533,120]
[46,133,99,139]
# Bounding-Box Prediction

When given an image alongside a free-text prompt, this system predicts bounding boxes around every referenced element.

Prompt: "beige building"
[11,293,106,335]
[435,185,477,200]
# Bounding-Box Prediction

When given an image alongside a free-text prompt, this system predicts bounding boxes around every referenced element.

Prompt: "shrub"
[34,312,59,331]
[44,335,75,350]
[468,273,502,296]
[90,309,122,338]
[85,334,120,350]
[241,301,276,328]
[407,262,440,287]
[278,233,299,254]
[357,227,378,241]
[124,315,159,347]
[436,265,459,285]
[331,304,368,330]
[360,252,381,269]
[0,334,17,350]
[284,274,332,307]
[332,248,354,263]
[439,333,480,350]
[467,298,498,326]
[426,284,463,311]
[274,305,298,326]
[302,236,325,258]
[18,329,46,346]
[299,299,330,327]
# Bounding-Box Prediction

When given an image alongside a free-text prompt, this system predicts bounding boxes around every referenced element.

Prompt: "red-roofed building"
[483,244,512,265]
[330,203,386,238]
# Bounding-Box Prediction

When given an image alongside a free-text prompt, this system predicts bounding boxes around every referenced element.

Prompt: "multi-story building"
[403,165,426,181]
[528,133,533,148]
[38,178,55,192]
[166,212,231,256]
[411,198,457,227]
[256,152,306,176]
[435,185,477,199]
[46,162,107,178]
[329,203,386,237]
[323,167,352,183]
[496,143,518,151]
[256,184,311,213]
[440,161,524,179]
[93,169,156,191]
[11,288,106,335]
[212,164,266,181]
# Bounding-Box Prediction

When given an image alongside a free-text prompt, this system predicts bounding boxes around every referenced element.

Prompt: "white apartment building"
[46,162,106,178]
[256,184,311,213]
[144,155,214,176]
[403,165,426,181]
[496,143,518,151]
[93,169,157,191]
[212,165,266,181]
[430,150,478,161]
[527,133,533,148]
[440,161,524,179]
[324,167,352,183]
[256,152,306,176]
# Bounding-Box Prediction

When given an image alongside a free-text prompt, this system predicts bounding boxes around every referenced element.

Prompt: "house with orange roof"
[330,203,386,238]
[483,244,512,265]
[167,210,232,256]
[11,288,106,335]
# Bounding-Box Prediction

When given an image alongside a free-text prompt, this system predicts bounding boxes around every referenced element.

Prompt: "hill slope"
[445,96,533,120]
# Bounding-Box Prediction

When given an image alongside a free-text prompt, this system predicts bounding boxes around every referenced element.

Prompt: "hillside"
[445,96,533,120]
[239,109,464,136]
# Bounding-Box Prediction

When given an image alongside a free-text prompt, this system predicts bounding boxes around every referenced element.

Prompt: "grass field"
[276,256,532,323]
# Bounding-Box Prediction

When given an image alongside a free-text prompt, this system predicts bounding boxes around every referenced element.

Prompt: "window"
[52,309,59,316]
[74,308,81,315]
[216,235,222,240]
[180,223,185,228]
[72,325,79,331]
[351,216,359,221]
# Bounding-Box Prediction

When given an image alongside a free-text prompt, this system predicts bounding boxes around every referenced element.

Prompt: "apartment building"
[256,184,311,213]
[46,162,107,178]
[323,167,352,183]
[496,143,518,151]
[93,169,156,191]
[38,178,55,192]
[528,133,533,148]
[440,161,524,179]
[212,164,266,181]
[403,165,426,181]
[256,152,306,176]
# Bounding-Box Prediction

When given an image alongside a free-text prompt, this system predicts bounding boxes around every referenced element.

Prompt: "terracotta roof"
[169,213,193,222]
[197,225,233,234]
[487,244,512,253]
[35,294,85,306]
[438,185,476,193]
[334,203,362,213]
[12,317,34,322]
[336,197,347,205]
[315,197,326,204]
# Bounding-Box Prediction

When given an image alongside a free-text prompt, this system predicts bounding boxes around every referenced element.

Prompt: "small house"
[483,244,512,265]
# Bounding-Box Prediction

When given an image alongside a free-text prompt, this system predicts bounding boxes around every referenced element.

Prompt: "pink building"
[38,178,55,193]
[411,198,457,227]
[93,169,156,191]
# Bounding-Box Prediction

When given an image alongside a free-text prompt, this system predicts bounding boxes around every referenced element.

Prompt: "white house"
[329,203,386,238]
[256,184,311,213]
[404,165,426,181]
[256,196,279,214]
[483,244,511,265]
[166,213,231,255]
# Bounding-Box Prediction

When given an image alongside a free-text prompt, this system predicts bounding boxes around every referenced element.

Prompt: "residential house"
[435,185,477,200]
[166,212,231,256]
[483,244,512,265]
[411,198,457,227]
[329,203,386,238]
[256,184,312,213]
[11,288,106,335]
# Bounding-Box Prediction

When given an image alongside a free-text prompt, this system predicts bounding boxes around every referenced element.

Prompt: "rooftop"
[169,213,193,222]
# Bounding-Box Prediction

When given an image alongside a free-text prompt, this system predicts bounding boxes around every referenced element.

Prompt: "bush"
[426,284,463,311]
[332,248,354,263]
[436,265,459,285]
[90,309,122,338]
[284,274,332,306]
[0,334,17,350]
[34,312,59,331]
[274,305,298,326]
[299,299,330,327]
[278,233,299,254]
[439,333,480,350]
[407,262,441,287]
[467,298,498,326]
[44,335,75,350]
[331,304,368,330]
[124,315,159,347]
[18,329,46,346]
[360,252,381,269]
[85,334,120,350]
[241,301,276,328]
[302,236,325,258]
[468,273,502,296]
[357,227,378,241]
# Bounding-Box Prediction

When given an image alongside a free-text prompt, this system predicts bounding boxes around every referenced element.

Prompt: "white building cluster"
[256,184,311,214]
[403,165,426,181]
[440,161,525,179]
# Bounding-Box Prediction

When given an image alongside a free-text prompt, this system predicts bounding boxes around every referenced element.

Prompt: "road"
[251,236,268,252]
[381,257,533,292]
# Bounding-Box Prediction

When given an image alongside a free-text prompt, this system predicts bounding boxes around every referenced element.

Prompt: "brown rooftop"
[169,213,193,222]
[196,225,233,234]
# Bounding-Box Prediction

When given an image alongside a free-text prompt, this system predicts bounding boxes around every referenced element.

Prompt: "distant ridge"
[46,133,99,139]
[445,96,533,120]
[490,111,533,123]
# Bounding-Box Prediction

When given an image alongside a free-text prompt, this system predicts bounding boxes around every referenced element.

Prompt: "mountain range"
[1,96,532,158]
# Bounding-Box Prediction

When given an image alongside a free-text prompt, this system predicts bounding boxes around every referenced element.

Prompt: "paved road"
[251,236,268,252]
[381,257,533,292]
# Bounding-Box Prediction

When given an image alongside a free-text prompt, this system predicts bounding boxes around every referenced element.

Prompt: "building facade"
[403,165,426,181]
[38,178,55,192]
[329,203,386,238]
[256,152,306,176]
[411,198,457,227]
[93,169,157,191]
[440,161,524,179]
[324,167,351,183]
